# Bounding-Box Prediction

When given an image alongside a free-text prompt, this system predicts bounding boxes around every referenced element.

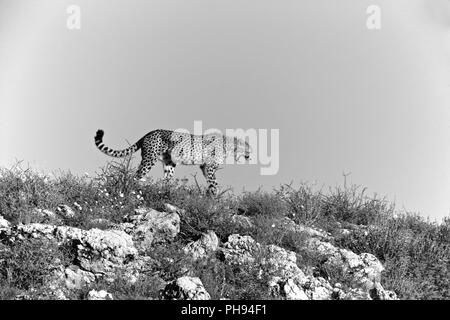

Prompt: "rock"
[119,255,159,284]
[13,223,137,274]
[183,230,219,260]
[230,215,254,229]
[162,276,211,300]
[64,265,96,290]
[0,215,10,230]
[87,290,113,300]
[221,234,261,265]
[222,235,304,281]
[277,217,331,240]
[59,228,137,274]
[15,223,57,240]
[221,234,340,300]
[305,238,385,293]
[43,209,57,218]
[331,282,397,300]
[369,283,398,300]
[53,288,68,300]
[333,287,372,300]
[31,208,58,220]
[271,275,334,300]
[164,203,186,215]
[337,229,351,237]
[308,277,333,300]
[15,293,32,300]
[56,205,75,218]
[286,275,333,300]
[121,207,180,250]
[352,253,385,291]
[283,279,309,300]
[89,218,114,228]
[223,234,309,299]
[264,244,304,280]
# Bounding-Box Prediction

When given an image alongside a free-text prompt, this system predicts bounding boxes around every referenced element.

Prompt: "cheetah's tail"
[94,129,141,158]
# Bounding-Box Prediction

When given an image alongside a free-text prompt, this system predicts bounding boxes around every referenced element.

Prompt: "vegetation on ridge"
[0,159,448,299]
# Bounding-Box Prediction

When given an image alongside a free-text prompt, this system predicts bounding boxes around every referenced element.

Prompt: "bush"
[238,190,287,218]
[336,213,450,299]
[0,161,449,300]
[0,163,62,224]
[0,238,68,291]
[321,185,393,226]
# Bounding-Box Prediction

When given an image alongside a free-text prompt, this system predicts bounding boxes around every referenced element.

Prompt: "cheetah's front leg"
[200,163,219,196]
[162,152,176,181]
[163,163,176,180]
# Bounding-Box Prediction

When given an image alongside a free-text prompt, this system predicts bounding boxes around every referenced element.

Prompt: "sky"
[0,0,449,220]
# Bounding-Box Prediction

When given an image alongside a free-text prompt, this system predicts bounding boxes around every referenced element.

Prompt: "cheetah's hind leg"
[135,156,156,183]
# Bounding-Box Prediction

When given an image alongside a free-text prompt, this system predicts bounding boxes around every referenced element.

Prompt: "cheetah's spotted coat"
[94,129,251,195]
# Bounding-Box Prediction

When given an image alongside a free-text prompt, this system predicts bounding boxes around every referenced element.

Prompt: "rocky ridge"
[0,205,397,300]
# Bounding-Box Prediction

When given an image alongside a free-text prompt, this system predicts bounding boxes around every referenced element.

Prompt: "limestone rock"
[13,223,137,274]
[162,276,211,300]
[230,215,254,229]
[56,205,76,218]
[0,215,10,230]
[183,230,219,260]
[277,217,331,240]
[282,278,309,300]
[30,208,59,223]
[87,289,113,300]
[369,283,398,300]
[164,203,186,215]
[120,207,180,250]
[306,238,385,293]
[264,244,304,280]
[221,234,261,265]
[64,265,96,290]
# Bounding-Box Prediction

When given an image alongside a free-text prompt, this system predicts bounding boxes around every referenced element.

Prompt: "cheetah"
[94,129,251,195]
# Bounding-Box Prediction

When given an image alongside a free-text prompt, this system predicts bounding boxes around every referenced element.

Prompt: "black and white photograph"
[0,0,449,307]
